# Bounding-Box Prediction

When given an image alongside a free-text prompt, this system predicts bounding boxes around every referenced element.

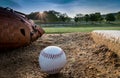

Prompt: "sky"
[0,0,120,17]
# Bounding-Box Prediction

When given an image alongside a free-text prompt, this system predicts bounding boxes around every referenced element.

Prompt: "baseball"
[39,46,67,74]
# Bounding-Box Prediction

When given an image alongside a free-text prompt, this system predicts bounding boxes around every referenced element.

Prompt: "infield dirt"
[0,33,120,78]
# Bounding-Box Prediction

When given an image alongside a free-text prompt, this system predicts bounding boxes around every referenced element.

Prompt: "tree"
[74,13,84,22]
[89,14,97,23]
[84,14,89,23]
[27,12,40,20]
[95,12,103,22]
[76,14,84,18]
[88,13,103,24]
[105,13,116,23]
[44,10,59,22]
[59,13,70,22]
[27,10,71,23]
[74,17,79,22]
[116,12,120,20]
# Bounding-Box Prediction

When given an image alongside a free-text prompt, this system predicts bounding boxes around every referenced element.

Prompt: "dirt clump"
[0,32,120,78]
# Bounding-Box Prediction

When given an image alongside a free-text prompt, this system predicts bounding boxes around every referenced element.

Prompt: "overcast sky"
[0,0,120,17]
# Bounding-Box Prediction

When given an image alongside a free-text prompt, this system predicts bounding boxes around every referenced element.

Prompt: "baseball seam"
[41,51,63,59]
[44,67,63,74]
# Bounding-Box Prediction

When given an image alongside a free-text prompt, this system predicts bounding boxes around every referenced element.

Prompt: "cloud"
[53,0,120,17]
[35,0,76,4]
[1,0,119,17]
[0,0,21,8]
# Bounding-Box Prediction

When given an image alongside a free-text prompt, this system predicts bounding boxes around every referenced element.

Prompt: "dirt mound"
[0,33,120,78]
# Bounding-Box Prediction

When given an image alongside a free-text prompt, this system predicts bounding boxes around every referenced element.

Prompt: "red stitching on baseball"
[41,51,63,59]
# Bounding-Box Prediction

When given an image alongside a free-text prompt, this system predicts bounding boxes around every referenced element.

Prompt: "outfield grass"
[43,27,120,34]
[34,20,120,34]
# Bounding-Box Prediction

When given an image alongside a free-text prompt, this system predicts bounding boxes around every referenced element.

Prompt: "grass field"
[43,27,120,34]
[34,20,120,34]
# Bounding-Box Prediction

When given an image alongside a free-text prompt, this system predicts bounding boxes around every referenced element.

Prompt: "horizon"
[0,0,120,18]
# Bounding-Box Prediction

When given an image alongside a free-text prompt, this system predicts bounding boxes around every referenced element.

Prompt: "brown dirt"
[91,32,120,56]
[0,32,120,78]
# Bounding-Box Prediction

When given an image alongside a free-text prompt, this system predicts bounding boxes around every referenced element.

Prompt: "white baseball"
[39,46,67,74]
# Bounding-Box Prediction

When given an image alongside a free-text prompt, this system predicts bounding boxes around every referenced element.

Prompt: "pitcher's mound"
[0,33,120,78]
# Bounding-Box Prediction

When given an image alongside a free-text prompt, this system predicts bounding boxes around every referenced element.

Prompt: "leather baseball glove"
[0,7,45,49]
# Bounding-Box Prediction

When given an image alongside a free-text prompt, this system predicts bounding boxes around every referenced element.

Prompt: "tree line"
[27,10,70,23]
[74,12,119,23]
[27,10,120,23]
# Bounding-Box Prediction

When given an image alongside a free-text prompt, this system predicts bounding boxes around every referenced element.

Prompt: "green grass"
[34,20,120,34]
[43,27,120,34]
